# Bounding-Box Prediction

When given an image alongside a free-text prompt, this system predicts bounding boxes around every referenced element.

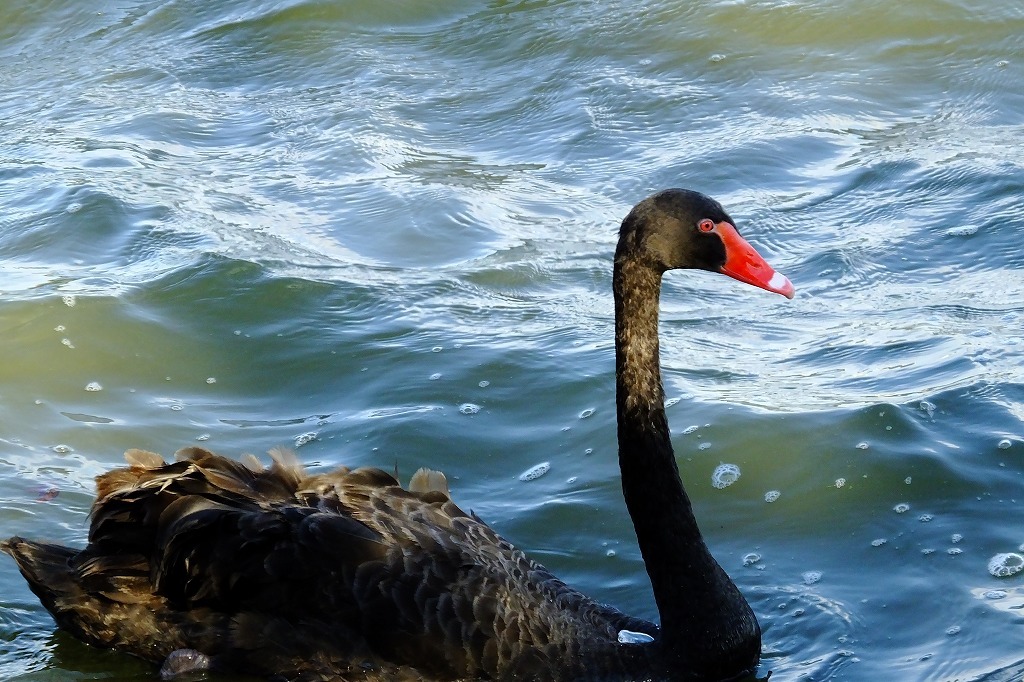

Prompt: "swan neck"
[612,254,760,674]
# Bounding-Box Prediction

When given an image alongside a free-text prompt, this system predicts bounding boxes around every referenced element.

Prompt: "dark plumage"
[3,189,793,681]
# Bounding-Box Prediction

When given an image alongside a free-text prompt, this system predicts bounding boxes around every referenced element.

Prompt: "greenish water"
[2,0,1023,680]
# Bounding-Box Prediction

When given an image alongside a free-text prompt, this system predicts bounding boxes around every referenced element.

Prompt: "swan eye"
[697,219,715,233]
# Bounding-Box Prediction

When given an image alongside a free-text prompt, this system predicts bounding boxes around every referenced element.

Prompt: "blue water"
[2,1,1023,680]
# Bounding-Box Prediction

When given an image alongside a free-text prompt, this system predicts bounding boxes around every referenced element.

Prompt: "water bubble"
[856,442,869,450]
[233,330,242,336]
[294,432,318,447]
[904,477,912,485]
[566,476,577,484]
[61,338,74,348]
[946,626,961,636]
[519,462,550,481]
[743,553,761,566]
[206,377,216,384]
[698,442,712,451]
[478,380,490,388]
[764,490,781,503]
[948,548,963,556]
[984,590,1008,600]
[802,570,822,585]
[665,397,680,408]
[459,403,481,415]
[894,503,910,514]
[919,514,933,522]
[84,381,102,392]
[54,325,66,332]
[606,549,616,557]
[52,444,72,454]
[922,548,935,555]
[998,439,1012,450]
[709,53,726,62]
[952,534,963,544]
[62,295,77,307]
[871,538,887,547]
[711,463,741,489]
[431,346,443,353]
[919,400,936,418]
[196,434,210,442]
[170,404,184,411]
[997,59,1009,67]
[835,478,846,489]
[682,425,699,435]
[584,448,593,455]
[429,373,442,381]
[988,553,1024,578]
[579,408,595,419]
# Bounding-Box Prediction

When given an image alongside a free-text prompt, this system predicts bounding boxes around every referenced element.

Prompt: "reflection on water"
[2,0,1024,680]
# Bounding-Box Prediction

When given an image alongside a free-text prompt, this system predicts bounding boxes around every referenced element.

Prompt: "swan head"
[618,188,794,299]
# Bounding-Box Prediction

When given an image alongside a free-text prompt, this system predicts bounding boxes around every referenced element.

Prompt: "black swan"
[3,189,793,681]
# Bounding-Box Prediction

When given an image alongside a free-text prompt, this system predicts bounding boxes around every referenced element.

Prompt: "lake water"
[1,1,1023,680]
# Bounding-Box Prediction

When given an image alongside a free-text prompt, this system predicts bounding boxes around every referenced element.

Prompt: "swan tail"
[0,534,369,677]
[2,537,82,621]
[0,536,216,658]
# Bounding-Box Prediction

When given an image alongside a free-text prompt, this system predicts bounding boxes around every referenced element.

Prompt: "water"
[1,0,1022,679]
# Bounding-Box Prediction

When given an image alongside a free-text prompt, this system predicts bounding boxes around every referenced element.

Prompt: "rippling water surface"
[2,1,1023,680]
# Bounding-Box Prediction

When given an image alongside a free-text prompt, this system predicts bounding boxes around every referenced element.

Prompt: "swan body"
[3,189,793,681]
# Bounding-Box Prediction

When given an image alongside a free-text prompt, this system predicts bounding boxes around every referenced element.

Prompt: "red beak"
[713,221,795,299]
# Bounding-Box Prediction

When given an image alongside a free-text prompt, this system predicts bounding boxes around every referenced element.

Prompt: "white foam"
[294,432,318,447]
[802,570,823,585]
